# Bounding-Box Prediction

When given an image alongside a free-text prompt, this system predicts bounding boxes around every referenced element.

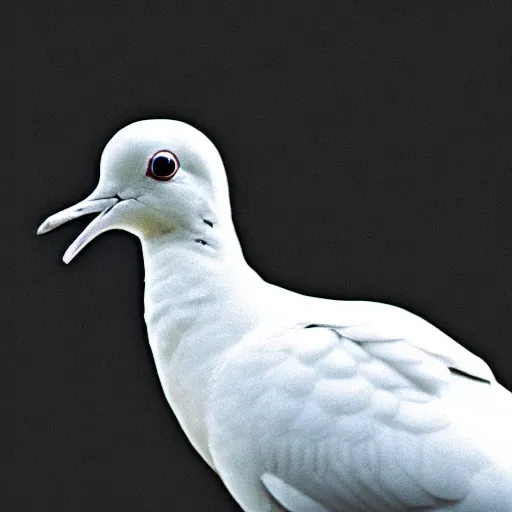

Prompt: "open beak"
[37,192,125,264]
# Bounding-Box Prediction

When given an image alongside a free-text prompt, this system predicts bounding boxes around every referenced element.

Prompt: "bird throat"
[138,232,265,464]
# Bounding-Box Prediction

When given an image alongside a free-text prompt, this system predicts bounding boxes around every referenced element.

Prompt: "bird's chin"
[37,194,140,263]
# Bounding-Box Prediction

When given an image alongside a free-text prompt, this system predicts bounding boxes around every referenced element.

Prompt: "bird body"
[38,120,512,510]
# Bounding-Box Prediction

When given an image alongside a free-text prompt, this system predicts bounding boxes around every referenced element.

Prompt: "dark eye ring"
[146,150,180,181]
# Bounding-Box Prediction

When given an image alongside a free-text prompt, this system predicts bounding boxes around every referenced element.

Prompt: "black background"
[9,2,512,511]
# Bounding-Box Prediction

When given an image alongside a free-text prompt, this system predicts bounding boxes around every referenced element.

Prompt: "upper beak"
[37,191,122,264]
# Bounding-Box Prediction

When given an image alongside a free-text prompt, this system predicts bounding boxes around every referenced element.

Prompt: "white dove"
[38,119,512,511]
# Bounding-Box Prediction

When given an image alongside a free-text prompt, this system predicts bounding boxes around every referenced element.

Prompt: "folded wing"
[208,308,504,511]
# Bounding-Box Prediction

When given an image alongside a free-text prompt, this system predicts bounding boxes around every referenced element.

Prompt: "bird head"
[37,119,232,263]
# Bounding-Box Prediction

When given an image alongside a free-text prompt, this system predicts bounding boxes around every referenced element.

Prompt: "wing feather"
[207,316,496,511]
[303,299,495,383]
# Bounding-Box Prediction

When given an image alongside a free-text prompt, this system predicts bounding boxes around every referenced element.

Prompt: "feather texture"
[207,319,511,511]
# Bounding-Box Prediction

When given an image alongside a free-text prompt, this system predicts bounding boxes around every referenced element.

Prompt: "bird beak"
[37,192,125,264]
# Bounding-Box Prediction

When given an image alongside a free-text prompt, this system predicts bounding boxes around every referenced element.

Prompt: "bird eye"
[146,151,179,181]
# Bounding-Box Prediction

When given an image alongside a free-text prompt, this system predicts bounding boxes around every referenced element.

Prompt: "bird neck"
[141,226,262,346]
[138,225,269,463]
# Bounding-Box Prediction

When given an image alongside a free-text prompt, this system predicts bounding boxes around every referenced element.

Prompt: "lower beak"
[37,192,123,264]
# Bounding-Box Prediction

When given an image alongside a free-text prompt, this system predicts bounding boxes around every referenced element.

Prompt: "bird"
[38,119,512,511]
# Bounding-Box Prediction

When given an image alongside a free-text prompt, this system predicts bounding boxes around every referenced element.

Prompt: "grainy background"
[9,2,512,510]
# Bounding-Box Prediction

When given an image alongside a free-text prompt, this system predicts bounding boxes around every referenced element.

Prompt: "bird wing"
[207,316,500,511]
[292,298,496,384]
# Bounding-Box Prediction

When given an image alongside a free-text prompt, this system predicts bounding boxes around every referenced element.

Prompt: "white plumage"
[38,119,512,511]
